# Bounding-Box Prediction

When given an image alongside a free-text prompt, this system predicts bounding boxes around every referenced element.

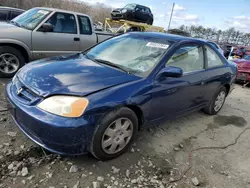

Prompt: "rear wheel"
[203,86,227,115]
[90,107,138,160]
[0,46,25,78]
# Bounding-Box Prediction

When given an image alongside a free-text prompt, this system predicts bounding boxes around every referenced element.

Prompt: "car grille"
[111,10,122,17]
[12,77,39,104]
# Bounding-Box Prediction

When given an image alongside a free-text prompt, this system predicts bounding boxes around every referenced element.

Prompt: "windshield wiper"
[9,20,22,27]
[93,58,130,74]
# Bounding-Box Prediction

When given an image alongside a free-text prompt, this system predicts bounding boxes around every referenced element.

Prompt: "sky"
[82,0,250,32]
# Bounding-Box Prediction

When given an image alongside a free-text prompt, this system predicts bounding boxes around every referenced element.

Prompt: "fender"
[0,39,32,60]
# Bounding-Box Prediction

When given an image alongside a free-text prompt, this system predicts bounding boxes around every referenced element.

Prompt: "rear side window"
[205,46,224,68]
[0,10,8,21]
[78,15,92,35]
[10,11,22,20]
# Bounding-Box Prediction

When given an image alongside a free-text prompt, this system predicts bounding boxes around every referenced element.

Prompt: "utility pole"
[168,3,175,31]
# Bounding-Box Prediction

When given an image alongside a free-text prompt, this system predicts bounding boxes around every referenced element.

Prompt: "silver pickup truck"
[0,7,114,77]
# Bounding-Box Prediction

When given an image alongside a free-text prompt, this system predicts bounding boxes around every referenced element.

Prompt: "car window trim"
[204,45,226,69]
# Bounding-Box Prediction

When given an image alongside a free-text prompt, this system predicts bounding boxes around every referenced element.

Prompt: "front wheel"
[90,107,138,160]
[0,46,25,78]
[203,86,227,115]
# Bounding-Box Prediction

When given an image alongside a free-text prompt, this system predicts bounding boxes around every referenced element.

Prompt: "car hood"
[0,22,31,37]
[17,54,140,97]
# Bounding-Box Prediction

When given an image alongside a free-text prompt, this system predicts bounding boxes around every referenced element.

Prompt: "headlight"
[122,9,127,13]
[37,96,89,118]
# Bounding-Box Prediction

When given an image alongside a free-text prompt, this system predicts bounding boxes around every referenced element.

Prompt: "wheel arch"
[0,41,31,63]
[125,105,144,130]
[222,83,230,95]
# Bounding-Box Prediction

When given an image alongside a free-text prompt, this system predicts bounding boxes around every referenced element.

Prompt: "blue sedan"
[6,32,237,160]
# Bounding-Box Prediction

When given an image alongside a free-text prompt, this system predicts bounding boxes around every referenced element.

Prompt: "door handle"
[74,37,80,41]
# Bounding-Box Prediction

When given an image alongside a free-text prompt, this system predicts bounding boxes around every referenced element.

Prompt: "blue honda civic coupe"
[6,32,237,160]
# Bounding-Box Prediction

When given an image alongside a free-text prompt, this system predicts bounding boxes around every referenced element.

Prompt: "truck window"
[78,15,92,35]
[10,11,22,20]
[46,12,77,34]
[0,10,8,21]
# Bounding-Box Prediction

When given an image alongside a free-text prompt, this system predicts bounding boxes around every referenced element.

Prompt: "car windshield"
[11,8,50,30]
[124,4,137,10]
[86,34,172,77]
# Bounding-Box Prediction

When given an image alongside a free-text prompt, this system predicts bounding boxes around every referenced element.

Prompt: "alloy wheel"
[0,53,20,74]
[214,91,226,112]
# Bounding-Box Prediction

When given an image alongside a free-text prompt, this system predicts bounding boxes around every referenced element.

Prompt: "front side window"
[78,15,92,35]
[86,34,172,76]
[45,12,77,34]
[0,10,8,21]
[166,45,204,73]
[12,8,50,30]
[205,46,224,68]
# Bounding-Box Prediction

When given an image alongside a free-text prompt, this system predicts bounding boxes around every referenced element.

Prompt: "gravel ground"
[0,78,250,188]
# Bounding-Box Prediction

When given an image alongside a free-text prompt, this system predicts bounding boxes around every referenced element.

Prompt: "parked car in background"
[0,7,114,78]
[233,54,250,83]
[6,32,236,160]
[111,4,154,25]
[0,6,24,22]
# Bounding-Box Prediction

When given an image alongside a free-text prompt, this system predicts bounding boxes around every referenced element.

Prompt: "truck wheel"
[0,46,25,78]
[90,107,138,160]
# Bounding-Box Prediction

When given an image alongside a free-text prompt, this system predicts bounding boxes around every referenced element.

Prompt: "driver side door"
[150,43,207,121]
[32,12,80,60]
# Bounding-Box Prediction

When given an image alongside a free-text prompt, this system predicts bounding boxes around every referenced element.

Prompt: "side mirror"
[157,66,183,79]
[38,23,54,32]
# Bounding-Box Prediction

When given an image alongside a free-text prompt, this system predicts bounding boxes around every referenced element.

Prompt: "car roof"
[135,4,150,8]
[130,32,205,43]
[0,6,25,12]
[34,7,90,17]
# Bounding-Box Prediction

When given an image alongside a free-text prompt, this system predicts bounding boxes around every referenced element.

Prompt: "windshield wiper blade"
[94,58,130,74]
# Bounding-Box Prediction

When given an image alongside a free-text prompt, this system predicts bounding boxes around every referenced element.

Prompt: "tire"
[146,18,153,25]
[0,46,26,78]
[90,107,138,160]
[203,86,227,115]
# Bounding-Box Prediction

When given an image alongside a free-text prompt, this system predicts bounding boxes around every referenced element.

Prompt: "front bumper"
[5,82,100,155]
